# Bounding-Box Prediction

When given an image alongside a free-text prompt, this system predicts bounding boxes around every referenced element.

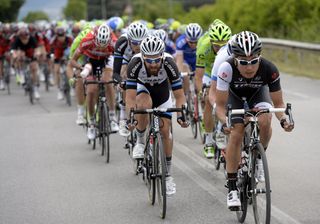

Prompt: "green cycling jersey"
[196,32,217,77]
[69,27,92,62]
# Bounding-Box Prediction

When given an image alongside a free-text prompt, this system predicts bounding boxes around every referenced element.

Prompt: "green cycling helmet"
[208,23,232,42]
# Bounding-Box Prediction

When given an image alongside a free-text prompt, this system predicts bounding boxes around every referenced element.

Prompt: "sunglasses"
[235,56,260,66]
[144,57,162,64]
[211,41,227,47]
[130,40,141,46]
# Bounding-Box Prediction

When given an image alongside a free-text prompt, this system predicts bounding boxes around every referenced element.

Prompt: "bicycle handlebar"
[129,105,187,126]
[84,80,119,85]
[226,103,294,128]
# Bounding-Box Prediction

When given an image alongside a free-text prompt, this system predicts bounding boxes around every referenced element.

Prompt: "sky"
[18,0,68,21]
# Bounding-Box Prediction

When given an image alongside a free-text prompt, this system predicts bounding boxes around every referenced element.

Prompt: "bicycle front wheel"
[102,103,110,163]
[251,143,271,224]
[155,133,167,219]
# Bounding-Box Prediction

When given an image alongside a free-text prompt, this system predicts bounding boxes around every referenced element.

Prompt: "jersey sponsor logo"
[117,41,127,52]
[221,72,228,78]
[164,60,178,78]
[271,72,279,79]
[129,61,141,78]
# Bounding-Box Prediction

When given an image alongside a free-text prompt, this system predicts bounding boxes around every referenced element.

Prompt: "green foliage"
[63,0,87,20]
[132,0,184,23]
[173,0,320,43]
[23,11,49,23]
[0,0,25,22]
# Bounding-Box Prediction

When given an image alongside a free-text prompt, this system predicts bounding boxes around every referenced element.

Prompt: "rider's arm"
[208,80,217,107]
[215,61,233,124]
[195,66,205,93]
[113,36,128,78]
[270,90,286,120]
[70,48,83,70]
[125,57,141,118]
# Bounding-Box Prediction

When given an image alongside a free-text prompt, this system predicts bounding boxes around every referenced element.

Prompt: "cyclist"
[11,27,41,99]
[175,23,202,97]
[0,24,11,90]
[50,26,73,100]
[70,24,118,140]
[112,21,149,137]
[215,31,294,210]
[195,20,232,158]
[67,23,93,125]
[153,29,176,55]
[106,16,124,38]
[126,36,189,195]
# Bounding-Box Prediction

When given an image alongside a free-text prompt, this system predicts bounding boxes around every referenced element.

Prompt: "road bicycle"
[226,101,294,224]
[84,67,118,163]
[129,106,186,219]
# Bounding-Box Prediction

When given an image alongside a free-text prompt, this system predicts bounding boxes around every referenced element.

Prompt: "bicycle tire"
[155,133,167,219]
[43,64,50,92]
[198,117,206,144]
[214,146,221,170]
[251,143,271,224]
[236,173,248,223]
[99,103,106,156]
[189,95,198,139]
[4,65,10,95]
[146,138,156,205]
[27,78,34,105]
[103,103,110,163]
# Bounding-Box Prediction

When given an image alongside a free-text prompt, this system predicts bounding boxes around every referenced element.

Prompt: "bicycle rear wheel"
[155,133,167,219]
[251,143,271,224]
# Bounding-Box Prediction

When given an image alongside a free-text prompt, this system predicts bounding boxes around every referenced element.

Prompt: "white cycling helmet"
[94,24,111,47]
[230,31,262,57]
[140,36,165,56]
[153,29,168,43]
[185,23,202,41]
[127,22,148,42]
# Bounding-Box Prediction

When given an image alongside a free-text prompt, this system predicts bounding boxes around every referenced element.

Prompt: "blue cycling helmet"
[185,23,202,41]
[106,17,124,31]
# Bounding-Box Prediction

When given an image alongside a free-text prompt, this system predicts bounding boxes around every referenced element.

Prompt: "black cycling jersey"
[126,53,182,91]
[218,57,281,99]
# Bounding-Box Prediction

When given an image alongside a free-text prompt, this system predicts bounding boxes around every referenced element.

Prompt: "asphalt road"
[0,73,319,224]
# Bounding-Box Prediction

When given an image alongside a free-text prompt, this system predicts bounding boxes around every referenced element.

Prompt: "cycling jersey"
[126,53,182,113]
[217,57,281,124]
[217,57,281,97]
[11,36,38,59]
[165,39,176,55]
[196,32,216,78]
[50,35,73,60]
[210,44,232,81]
[0,35,10,57]
[126,53,181,88]
[113,34,135,75]
[78,32,116,60]
[175,34,197,71]
[69,28,92,58]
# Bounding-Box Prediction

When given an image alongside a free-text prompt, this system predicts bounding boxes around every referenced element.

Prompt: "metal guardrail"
[261,38,320,52]
[260,38,319,78]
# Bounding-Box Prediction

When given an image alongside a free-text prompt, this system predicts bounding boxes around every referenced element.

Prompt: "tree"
[0,0,25,22]
[63,0,87,20]
[23,11,49,23]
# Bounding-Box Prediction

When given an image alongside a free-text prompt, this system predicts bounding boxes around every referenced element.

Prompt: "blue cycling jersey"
[165,39,176,55]
[176,34,197,71]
